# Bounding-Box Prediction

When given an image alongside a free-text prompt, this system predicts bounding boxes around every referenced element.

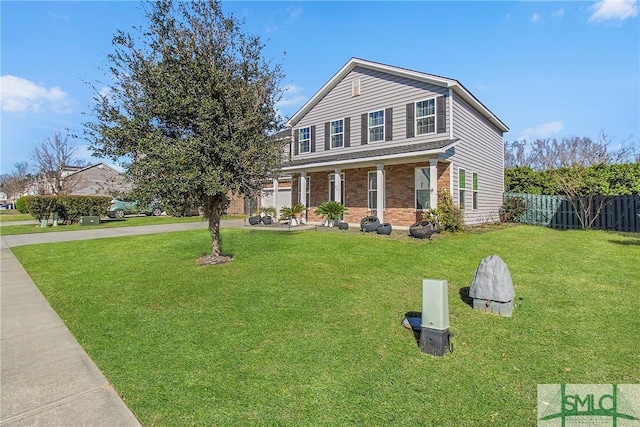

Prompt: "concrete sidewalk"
[0,218,310,426]
[0,241,142,426]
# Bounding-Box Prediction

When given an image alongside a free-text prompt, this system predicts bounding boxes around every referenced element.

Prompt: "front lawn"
[11,226,640,426]
[0,214,245,236]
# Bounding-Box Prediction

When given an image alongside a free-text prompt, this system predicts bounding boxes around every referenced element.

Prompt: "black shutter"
[324,122,330,151]
[344,117,350,147]
[294,129,299,155]
[437,96,446,134]
[361,113,368,145]
[311,125,316,153]
[406,103,415,138]
[385,107,393,141]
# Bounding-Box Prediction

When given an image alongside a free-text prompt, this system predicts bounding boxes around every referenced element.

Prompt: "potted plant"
[279,203,305,226]
[260,206,277,225]
[315,201,349,227]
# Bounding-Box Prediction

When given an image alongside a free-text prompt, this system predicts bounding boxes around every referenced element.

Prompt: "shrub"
[315,201,348,221]
[25,196,58,221]
[259,206,278,218]
[500,196,528,223]
[24,195,111,223]
[15,197,28,213]
[422,190,464,232]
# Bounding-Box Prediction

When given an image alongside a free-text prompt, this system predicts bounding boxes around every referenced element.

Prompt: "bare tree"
[0,162,33,201]
[505,132,639,229]
[32,133,85,194]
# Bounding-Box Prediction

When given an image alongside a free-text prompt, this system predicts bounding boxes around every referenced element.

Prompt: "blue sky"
[1,1,638,173]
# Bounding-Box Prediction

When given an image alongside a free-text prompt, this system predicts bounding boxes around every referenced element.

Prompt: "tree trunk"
[203,193,230,257]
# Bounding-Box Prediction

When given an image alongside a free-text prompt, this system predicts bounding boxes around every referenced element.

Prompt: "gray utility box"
[419,279,452,357]
[80,216,100,226]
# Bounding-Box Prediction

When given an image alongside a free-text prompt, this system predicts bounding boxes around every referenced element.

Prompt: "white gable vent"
[352,79,361,97]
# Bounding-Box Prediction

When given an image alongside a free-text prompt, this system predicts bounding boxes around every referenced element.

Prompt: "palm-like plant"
[279,203,306,223]
[315,201,348,221]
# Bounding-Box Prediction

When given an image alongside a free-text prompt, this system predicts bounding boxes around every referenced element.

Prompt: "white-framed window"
[298,127,310,153]
[472,172,478,210]
[299,176,311,208]
[368,110,384,142]
[330,119,344,149]
[416,98,436,135]
[329,173,345,205]
[415,167,430,210]
[459,168,466,210]
[368,171,377,210]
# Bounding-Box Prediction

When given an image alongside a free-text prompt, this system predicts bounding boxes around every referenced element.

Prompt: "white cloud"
[531,12,541,22]
[552,8,565,18]
[50,12,69,20]
[589,0,638,22]
[265,25,279,34]
[287,7,302,19]
[519,121,564,141]
[276,84,307,108]
[0,75,71,113]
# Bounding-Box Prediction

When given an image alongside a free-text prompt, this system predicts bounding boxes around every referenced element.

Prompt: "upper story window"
[298,127,310,153]
[416,99,436,135]
[368,110,384,142]
[330,119,344,149]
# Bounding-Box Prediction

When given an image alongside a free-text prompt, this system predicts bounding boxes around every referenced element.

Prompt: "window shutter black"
[311,125,316,153]
[437,96,446,134]
[344,117,350,147]
[406,103,415,138]
[385,107,393,141]
[324,122,330,151]
[361,113,368,145]
[294,130,299,155]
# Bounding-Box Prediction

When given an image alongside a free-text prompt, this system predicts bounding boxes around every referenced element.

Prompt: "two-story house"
[281,58,508,227]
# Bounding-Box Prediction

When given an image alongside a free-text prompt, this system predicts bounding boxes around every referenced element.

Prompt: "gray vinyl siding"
[291,66,449,161]
[68,166,131,196]
[450,92,505,225]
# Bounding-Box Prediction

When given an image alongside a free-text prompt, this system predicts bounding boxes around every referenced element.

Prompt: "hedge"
[24,195,112,223]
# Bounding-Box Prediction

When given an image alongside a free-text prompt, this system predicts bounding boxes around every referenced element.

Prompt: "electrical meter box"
[420,279,449,330]
[80,216,100,226]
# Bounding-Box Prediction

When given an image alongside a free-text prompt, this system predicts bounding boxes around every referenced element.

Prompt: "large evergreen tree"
[86,0,284,263]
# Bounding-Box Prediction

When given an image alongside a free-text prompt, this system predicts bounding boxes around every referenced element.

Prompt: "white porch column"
[272,178,279,211]
[376,164,384,223]
[299,172,307,207]
[333,169,342,204]
[429,159,439,210]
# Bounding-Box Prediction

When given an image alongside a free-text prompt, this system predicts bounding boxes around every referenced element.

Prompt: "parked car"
[107,199,163,218]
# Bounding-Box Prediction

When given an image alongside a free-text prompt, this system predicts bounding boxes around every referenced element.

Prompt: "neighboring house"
[63,162,132,196]
[281,58,509,226]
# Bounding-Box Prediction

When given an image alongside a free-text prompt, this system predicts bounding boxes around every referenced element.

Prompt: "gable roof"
[65,162,123,177]
[286,57,509,133]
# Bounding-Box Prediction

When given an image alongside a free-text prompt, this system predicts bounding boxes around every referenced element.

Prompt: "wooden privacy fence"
[504,193,640,232]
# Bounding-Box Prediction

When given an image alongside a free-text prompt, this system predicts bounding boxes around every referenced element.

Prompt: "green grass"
[0,210,32,222]
[0,214,244,236]
[11,226,640,426]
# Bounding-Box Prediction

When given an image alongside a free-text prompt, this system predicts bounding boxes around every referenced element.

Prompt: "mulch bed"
[196,255,234,265]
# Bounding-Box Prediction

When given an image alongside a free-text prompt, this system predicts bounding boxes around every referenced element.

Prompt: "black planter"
[409,221,435,239]
[360,216,380,232]
[377,223,392,235]
[338,222,349,230]
[248,216,262,225]
[261,216,272,225]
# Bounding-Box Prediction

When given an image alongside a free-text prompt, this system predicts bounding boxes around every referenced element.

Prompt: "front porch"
[290,160,451,227]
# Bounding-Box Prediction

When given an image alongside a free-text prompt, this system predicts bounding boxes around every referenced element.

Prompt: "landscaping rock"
[469,255,514,302]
